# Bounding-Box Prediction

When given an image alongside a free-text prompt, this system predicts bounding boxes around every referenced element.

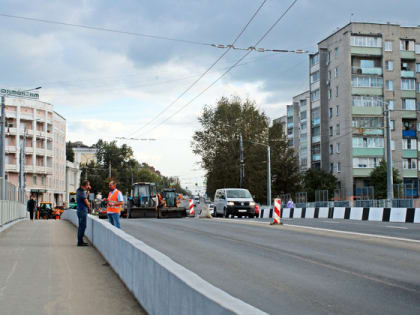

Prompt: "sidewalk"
[0,219,146,315]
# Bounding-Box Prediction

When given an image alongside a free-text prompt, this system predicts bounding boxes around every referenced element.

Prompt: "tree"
[369,160,402,199]
[66,141,75,162]
[302,169,338,202]
[192,96,300,203]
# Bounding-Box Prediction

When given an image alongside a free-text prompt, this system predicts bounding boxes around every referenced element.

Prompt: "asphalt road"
[121,217,420,315]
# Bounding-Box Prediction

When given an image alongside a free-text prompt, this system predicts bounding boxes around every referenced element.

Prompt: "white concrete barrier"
[282,208,290,219]
[293,208,302,218]
[318,207,329,218]
[0,200,27,226]
[390,208,406,223]
[350,207,363,220]
[368,208,383,221]
[62,210,266,315]
[333,207,345,219]
[414,209,420,223]
[305,208,315,219]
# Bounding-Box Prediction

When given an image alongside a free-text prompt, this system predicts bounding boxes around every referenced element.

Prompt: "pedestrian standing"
[27,195,36,220]
[287,199,295,208]
[76,180,91,246]
[107,181,124,229]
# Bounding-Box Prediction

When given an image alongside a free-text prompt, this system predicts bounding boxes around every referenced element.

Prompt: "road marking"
[321,220,339,224]
[213,218,420,244]
[386,226,408,230]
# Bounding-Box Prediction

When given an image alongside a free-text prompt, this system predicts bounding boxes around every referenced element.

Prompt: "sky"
[0,0,419,192]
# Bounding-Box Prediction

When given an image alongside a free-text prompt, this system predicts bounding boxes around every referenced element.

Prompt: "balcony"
[312,118,320,126]
[312,135,321,143]
[403,130,417,138]
[351,47,382,56]
[353,168,372,177]
[353,148,384,156]
[400,51,416,60]
[402,169,417,178]
[24,165,34,172]
[46,167,53,174]
[352,67,382,75]
[46,149,53,157]
[6,164,17,171]
[25,147,34,154]
[402,150,417,158]
[352,87,383,96]
[312,154,321,161]
[401,70,415,78]
[402,110,417,119]
[5,146,16,153]
[6,127,17,135]
[352,107,383,115]
[20,113,34,120]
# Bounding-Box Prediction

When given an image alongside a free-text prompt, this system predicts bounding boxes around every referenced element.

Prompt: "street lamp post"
[384,103,393,201]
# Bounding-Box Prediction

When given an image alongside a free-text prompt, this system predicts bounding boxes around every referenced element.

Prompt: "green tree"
[192,96,300,203]
[66,141,75,162]
[302,169,338,202]
[369,160,402,199]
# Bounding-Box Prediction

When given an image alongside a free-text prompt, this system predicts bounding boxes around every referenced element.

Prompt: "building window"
[402,139,417,150]
[391,140,395,151]
[401,79,416,91]
[336,143,341,153]
[336,124,340,135]
[403,99,416,110]
[310,71,320,83]
[310,54,319,66]
[41,176,45,185]
[351,36,382,47]
[386,60,394,71]
[336,105,339,116]
[352,117,384,128]
[400,40,415,51]
[311,89,320,102]
[352,137,384,148]
[352,96,384,107]
[329,108,333,118]
[335,47,339,57]
[329,144,333,155]
[328,89,332,99]
[353,157,382,168]
[326,51,331,65]
[416,44,420,54]
[386,80,393,91]
[416,63,420,73]
[336,86,339,97]
[335,67,339,78]
[337,162,341,173]
[352,75,383,88]
[330,163,334,173]
[416,83,420,93]
[403,158,417,169]
[329,126,333,136]
[33,176,37,185]
[384,41,393,51]
[387,100,394,110]
[390,120,395,130]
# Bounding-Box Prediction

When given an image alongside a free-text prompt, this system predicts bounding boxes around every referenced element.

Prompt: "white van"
[213,188,256,218]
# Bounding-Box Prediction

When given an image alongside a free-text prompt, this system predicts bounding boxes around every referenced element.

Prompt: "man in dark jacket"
[76,180,91,246]
[27,195,36,220]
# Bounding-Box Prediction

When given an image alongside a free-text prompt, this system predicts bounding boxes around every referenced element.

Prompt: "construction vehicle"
[38,202,53,219]
[127,182,186,218]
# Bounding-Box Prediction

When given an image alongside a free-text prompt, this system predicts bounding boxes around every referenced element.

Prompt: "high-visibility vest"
[107,189,122,213]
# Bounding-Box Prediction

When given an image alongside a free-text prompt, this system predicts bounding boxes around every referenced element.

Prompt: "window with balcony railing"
[353,137,384,148]
[403,99,416,110]
[402,139,417,150]
[352,75,383,88]
[352,117,384,128]
[351,36,382,48]
[352,96,384,107]
[401,79,416,90]
[353,157,382,168]
[311,89,320,102]
[403,158,417,169]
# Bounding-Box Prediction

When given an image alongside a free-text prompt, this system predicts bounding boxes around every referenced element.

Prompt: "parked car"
[38,202,53,219]
[213,188,256,218]
[194,196,200,206]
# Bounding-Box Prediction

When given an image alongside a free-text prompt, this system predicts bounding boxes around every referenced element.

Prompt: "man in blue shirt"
[76,180,91,246]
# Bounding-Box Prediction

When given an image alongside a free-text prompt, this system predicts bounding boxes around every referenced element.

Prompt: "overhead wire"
[126,0,269,137]
[139,0,300,137]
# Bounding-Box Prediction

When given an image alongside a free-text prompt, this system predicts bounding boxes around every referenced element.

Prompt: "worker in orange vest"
[107,181,124,228]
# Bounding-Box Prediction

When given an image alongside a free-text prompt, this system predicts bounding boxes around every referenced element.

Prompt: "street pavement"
[0,219,145,315]
[122,217,420,315]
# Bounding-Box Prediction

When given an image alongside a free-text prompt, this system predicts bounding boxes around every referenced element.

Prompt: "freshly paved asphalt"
[122,217,420,315]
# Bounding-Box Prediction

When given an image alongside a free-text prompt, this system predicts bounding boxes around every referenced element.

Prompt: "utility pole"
[385,105,393,201]
[239,134,244,188]
[267,146,271,207]
[0,96,6,200]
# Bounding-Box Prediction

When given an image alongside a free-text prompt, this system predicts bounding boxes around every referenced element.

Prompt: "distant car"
[213,188,256,218]
[194,196,200,206]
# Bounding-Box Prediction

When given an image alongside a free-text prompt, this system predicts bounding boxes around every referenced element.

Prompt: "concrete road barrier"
[62,210,266,315]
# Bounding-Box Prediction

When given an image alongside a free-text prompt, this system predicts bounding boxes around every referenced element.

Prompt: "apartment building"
[1,91,66,205]
[308,22,420,197]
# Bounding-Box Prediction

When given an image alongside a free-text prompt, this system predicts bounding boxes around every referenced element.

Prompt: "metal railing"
[0,177,27,226]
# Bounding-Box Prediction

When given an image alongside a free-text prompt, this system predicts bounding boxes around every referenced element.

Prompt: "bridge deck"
[0,219,145,315]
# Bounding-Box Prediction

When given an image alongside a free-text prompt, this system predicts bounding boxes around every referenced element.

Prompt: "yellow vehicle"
[38,202,53,219]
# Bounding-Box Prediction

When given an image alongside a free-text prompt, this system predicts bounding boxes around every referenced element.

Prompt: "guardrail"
[0,200,27,226]
[62,210,266,315]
